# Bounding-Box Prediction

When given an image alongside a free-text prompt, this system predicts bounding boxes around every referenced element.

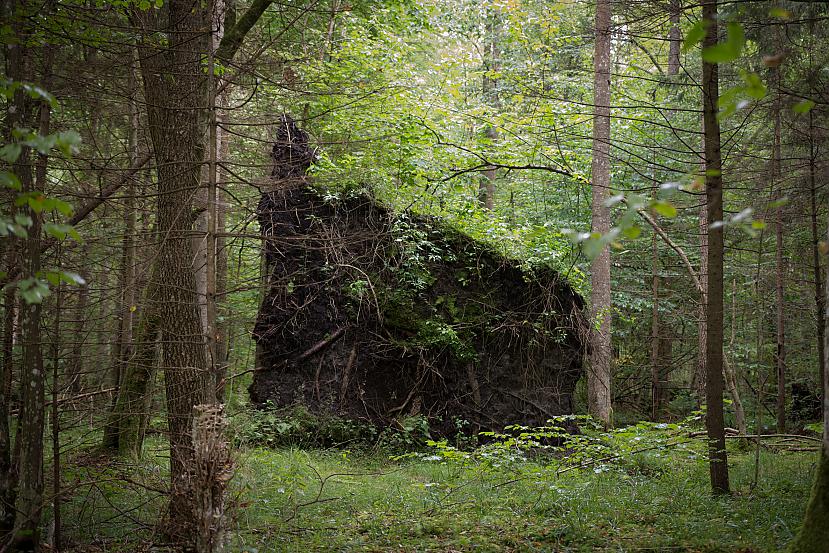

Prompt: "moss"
[788,448,829,553]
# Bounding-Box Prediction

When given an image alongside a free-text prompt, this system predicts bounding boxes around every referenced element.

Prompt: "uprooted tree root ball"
[250,116,587,435]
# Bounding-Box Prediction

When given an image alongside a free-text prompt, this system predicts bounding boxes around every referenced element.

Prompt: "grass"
[229,447,811,552]
[58,422,817,552]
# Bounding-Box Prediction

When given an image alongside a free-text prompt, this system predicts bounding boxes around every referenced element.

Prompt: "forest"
[1,0,828,551]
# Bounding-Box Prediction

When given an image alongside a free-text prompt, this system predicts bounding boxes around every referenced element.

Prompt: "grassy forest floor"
[57,419,818,552]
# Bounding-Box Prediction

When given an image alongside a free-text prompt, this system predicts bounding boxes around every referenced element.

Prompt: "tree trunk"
[15,56,53,550]
[0,283,16,543]
[651,232,662,420]
[214,108,230,401]
[588,0,613,427]
[478,6,499,211]
[773,63,786,434]
[702,0,729,494]
[103,270,161,456]
[133,1,213,540]
[809,110,826,409]
[788,140,829,553]
[667,0,680,76]
[66,269,88,394]
[727,279,747,434]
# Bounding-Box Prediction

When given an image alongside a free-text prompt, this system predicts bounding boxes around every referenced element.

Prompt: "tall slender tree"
[588,0,613,426]
[701,0,730,495]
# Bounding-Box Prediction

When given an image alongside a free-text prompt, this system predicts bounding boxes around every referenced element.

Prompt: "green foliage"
[377,415,432,452]
[702,22,746,63]
[234,403,377,449]
[57,425,816,552]
[1,80,84,304]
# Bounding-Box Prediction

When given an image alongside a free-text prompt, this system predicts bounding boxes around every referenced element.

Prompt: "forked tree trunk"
[701,0,729,495]
[133,1,212,540]
[132,0,267,544]
[587,0,613,426]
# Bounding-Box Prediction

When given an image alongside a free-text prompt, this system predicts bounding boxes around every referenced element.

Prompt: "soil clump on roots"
[250,115,587,435]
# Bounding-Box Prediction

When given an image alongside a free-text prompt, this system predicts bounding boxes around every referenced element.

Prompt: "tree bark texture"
[133,1,213,542]
[0,15,24,545]
[132,0,269,543]
[809,110,826,409]
[702,0,729,495]
[588,0,613,426]
[667,0,680,76]
[103,270,161,456]
[773,64,786,434]
[651,232,662,419]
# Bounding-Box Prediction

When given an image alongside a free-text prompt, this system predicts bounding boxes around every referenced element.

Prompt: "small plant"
[235,403,376,448]
[377,415,431,452]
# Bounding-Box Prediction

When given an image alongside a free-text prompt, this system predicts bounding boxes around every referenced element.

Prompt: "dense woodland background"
[1,0,829,551]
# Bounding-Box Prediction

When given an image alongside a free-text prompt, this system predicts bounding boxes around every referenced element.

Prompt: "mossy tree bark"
[102,271,160,456]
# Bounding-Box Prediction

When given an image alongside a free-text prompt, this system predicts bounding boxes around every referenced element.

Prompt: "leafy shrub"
[234,403,376,448]
[377,415,432,452]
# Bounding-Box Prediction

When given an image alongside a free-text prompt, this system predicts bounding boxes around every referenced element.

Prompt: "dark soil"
[249,116,587,434]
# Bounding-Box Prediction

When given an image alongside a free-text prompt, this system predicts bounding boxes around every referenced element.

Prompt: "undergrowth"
[56,414,818,552]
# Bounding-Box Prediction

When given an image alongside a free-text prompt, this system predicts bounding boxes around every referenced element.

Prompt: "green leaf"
[23,133,57,155]
[14,213,32,227]
[55,131,82,157]
[769,7,792,20]
[702,22,745,63]
[25,194,45,213]
[59,271,86,285]
[138,0,151,9]
[793,99,816,114]
[43,222,67,240]
[0,171,21,190]
[683,20,709,53]
[41,271,61,286]
[43,222,82,242]
[17,278,50,304]
[622,225,641,239]
[0,143,22,163]
[650,200,677,218]
[22,84,57,107]
[603,193,625,208]
[38,270,86,287]
[741,71,766,100]
[42,197,73,216]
